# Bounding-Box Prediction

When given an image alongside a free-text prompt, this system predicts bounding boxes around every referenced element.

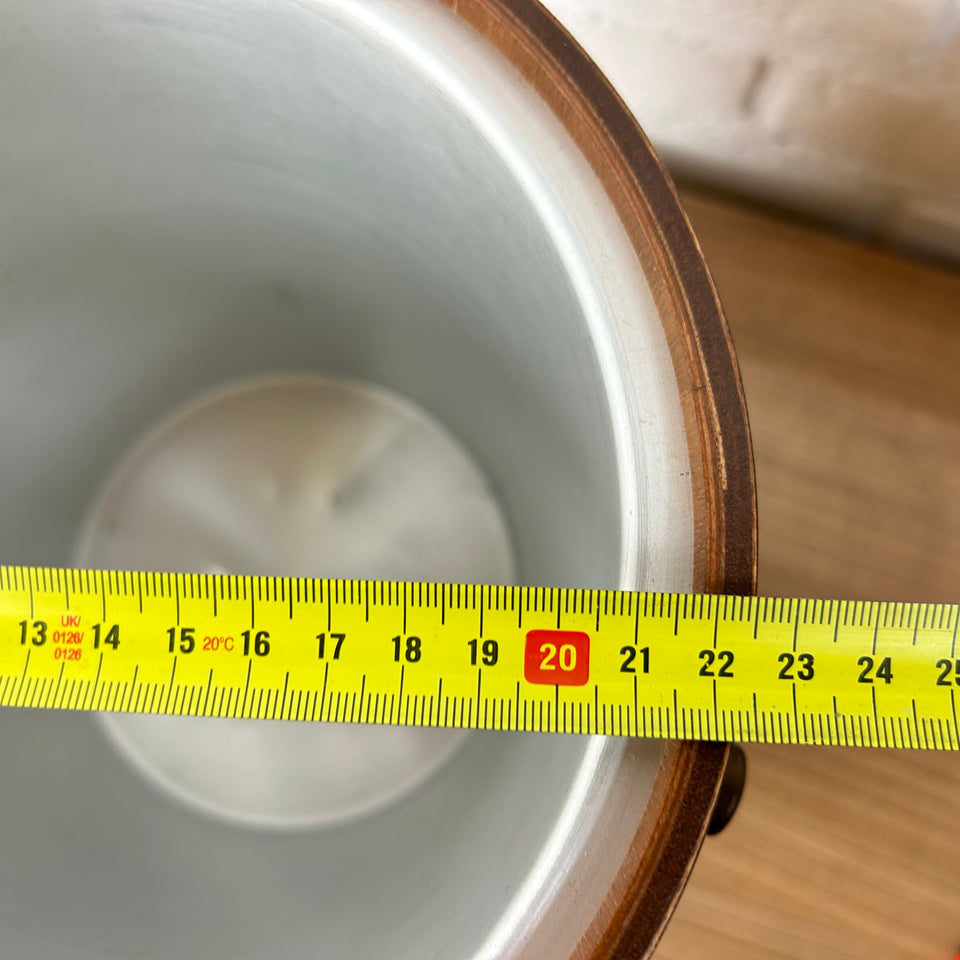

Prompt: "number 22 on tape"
[524,630,590,686]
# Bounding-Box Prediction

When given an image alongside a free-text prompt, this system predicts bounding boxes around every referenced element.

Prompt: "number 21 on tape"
[524,630,590,686]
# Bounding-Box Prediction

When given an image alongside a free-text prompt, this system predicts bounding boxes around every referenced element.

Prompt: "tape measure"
[1,566,958,750]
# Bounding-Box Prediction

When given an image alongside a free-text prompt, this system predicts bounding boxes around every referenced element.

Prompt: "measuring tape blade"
[0,567,958,750]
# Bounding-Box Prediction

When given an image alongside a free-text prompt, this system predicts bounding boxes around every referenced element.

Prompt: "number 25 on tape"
[524,630,590,686]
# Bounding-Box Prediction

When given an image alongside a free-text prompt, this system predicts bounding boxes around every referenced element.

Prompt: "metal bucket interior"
[0,1,696,957]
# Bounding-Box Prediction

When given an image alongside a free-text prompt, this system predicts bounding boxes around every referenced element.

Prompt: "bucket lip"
[440,1,757,957]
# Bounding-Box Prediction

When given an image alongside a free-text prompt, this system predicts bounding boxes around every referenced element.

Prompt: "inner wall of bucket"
[0,5,624,586]
[0,1,685,958]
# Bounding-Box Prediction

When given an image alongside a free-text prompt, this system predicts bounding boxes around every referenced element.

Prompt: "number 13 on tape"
[524,630,590,686]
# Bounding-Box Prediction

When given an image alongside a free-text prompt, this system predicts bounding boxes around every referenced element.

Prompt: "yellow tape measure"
[1,566,958,750]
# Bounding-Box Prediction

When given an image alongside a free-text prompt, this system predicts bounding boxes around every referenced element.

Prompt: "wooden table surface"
[654,194,960,960]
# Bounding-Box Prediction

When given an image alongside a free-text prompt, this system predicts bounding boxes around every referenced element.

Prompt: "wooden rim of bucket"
[440,2,758,956]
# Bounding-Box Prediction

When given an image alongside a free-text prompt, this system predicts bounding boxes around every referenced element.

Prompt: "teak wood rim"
[439,1,758,956]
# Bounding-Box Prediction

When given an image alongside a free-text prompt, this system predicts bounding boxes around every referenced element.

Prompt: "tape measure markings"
[1,567,959,749]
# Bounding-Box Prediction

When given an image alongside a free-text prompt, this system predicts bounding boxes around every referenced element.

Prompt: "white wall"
[543,0,960,258]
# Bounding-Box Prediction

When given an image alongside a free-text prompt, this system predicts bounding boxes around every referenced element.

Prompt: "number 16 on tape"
[524,630,591,686]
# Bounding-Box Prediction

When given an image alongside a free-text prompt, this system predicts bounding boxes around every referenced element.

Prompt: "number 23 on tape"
[524,630,590,686]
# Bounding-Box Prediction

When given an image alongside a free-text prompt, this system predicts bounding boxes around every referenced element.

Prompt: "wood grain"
[655,192,960,960]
